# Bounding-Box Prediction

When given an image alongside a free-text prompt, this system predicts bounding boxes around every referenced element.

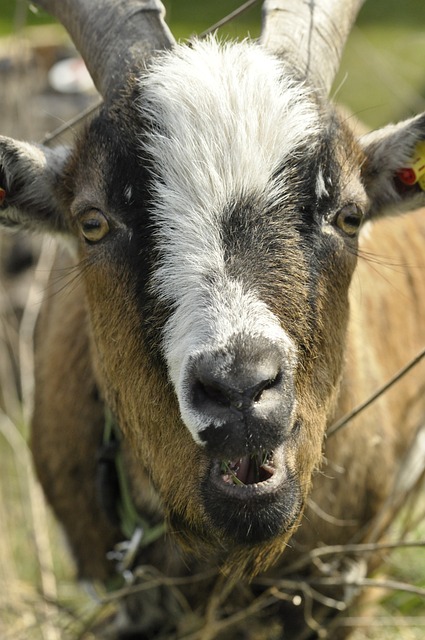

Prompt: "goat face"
[2,38,425,568]
[64,41,365,552]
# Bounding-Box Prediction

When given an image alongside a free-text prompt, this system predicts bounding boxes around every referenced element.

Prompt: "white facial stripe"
[171,276,297,442]
[140,39,320,215]
[165,275,295,387]
[138,38,316,393]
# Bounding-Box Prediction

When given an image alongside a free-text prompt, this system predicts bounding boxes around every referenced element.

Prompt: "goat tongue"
[221,454,274,486]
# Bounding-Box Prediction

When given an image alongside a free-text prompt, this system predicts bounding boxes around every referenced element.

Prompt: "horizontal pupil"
[344,215,360,227]
[83,219,102,230]
[80,212,109,243]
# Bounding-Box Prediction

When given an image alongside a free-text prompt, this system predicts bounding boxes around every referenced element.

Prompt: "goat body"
[1,1,425,638]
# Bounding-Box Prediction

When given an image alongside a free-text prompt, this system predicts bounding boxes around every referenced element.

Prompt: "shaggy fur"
[1,35,425,639]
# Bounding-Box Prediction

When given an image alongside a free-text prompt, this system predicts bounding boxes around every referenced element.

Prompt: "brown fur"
[1,34,423,639]
[29,202,425,637]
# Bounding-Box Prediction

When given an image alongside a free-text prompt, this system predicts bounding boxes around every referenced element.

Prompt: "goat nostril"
[192,368,282,414]
[187,338,287,419]
[252,370,281,404]
[193,379,232,408]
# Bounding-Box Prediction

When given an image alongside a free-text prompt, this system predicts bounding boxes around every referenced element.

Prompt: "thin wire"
[196,0,261,40]
[327,346,425,438]
[41,99,102,146]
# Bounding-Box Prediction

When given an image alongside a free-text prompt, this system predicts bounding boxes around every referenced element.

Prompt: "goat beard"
[168,504,306,580]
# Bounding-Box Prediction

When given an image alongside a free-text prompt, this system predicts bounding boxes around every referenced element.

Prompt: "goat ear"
[0,136,72,234]
[360,113,425,218]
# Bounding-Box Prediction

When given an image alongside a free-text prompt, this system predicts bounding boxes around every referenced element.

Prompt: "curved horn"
[34,0,175,97]
[260,0,365,94]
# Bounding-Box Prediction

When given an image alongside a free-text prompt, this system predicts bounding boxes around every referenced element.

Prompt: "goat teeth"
[219,454,276,486]
[261,463,275,474]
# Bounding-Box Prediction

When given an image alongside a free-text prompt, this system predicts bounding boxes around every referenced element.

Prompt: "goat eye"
[334,204,364,237]
[79,209,110,243]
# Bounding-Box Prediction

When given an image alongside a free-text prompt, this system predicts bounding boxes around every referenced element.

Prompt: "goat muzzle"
[183,334,296,459]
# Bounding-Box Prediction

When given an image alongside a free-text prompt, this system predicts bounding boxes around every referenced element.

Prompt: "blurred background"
[0,1,424,639]
[1,0,425,130]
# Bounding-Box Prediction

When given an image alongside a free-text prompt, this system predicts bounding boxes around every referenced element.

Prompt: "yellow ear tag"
[397,141,425,191]
[0,188,6,206]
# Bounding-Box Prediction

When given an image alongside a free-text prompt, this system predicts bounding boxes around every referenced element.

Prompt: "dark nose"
[193,346,281,414]
[195,370,279,412]
[187,335,295,457]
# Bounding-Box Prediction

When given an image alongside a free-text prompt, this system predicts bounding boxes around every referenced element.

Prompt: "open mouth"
[203,447,301,544]
[210,449,285,497]
[220,452,275,486]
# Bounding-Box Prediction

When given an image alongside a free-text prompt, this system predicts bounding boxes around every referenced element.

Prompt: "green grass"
[0,0,261,37]
[0,1,53,35]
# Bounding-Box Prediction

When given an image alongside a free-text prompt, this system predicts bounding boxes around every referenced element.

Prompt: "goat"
[1,0,425,637]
